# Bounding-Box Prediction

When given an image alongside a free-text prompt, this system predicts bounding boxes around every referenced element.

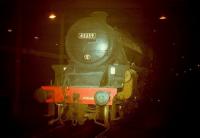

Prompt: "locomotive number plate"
[78,33,96,40]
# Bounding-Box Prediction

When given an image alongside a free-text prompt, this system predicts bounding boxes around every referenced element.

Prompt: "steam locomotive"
[39,11,152,128]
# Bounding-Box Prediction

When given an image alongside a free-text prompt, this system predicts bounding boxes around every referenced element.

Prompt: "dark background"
[0,0,199,137]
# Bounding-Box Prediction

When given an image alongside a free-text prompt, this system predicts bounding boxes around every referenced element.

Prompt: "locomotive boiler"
[39,11,152,128]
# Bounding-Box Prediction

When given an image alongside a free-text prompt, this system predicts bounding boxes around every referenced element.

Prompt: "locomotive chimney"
[90,11,108,23]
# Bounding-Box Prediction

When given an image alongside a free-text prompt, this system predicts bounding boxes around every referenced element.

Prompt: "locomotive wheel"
[104,105,110,128]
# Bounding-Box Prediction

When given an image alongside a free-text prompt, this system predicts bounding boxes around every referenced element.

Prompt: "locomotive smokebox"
[65,11,116,68]
[90,11,108,23]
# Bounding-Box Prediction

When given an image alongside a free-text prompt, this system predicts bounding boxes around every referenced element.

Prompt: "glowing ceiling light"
[159,15,167,20]
[49,13,56,19]
[8,29,13,32]
[181,56,185,59]
[34,36,39,40]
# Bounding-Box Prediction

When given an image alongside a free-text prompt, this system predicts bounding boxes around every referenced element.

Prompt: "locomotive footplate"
[41,86,117,105]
